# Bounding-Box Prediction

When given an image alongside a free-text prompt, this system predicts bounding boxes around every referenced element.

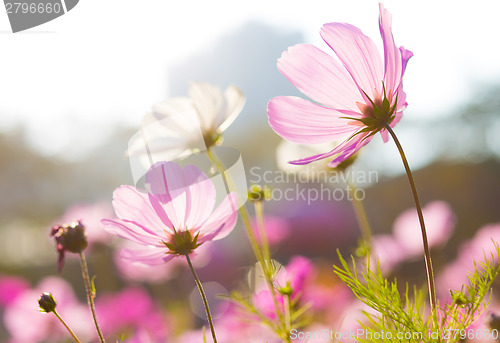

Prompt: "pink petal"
[327,132,373,167]
[378,3,403,95]
[145,161,188,229]
[199,192,239,241]
[267,96,359,144]
[101,219,162,246]
[183,164,216,229]
[112,186,170,235]
[320,22,383,100]
[400,46,413,77]
[287,131,372,166]
[121,246,175,266]
[277,44,362,111]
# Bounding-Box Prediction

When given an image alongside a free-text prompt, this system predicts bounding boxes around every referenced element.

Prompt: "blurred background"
[0,0,500,341]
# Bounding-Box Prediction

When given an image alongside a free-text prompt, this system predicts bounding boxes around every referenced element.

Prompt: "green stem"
[52,310,82,343]
[384,124,438,324]
[185,254,217,343]
[254,201,271,264]
[206,147,289,341]
[346,179,373,253]
[79,252,106,343]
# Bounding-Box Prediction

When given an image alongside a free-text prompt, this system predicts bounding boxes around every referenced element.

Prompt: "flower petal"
[400,46,413,76]
[327,132,373,167]
[198,192,238,241]
[130,98,206,163]
[267,96,359,144]
[218,85,245,132]
[189,82,223,132]
[145,161,189,229]
[320,23,383,99]
[101,219,162,246]
[378,3,402,95]
[287,132,372,166]
[112,186,170,235]
[121,246,175,266]
[183,164,216,229]
[277,44,362,111]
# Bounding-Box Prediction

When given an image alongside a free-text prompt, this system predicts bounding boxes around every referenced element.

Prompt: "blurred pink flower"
[460,222,500,265]
[267,4,412,167]
[285,256,315,295]
[437,222,500,298]
[393,201,456,259]
[0,276,30,307]
[3,277,94,343]
[370,234,406,274]
[251,216,290,246]
[95,287,168,341]
[102,161,238,265]
[54,201,114,249]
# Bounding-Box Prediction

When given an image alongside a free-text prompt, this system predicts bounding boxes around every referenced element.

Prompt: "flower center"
[355,84,398,132]
[162,229,201,255]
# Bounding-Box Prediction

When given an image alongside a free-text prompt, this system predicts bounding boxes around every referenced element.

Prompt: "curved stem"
[254,201,271,263]
[79,252,106,343]
[185,254,217,343]
[52,310,82,343]
[384,124,438,323]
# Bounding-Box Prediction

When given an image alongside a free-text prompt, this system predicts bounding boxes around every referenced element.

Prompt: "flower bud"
[248,185,272,202]
[278,281,293,296]
[51,220,88,271]
[38,292,57,313]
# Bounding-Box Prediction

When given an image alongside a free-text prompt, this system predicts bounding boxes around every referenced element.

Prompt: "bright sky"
[1,0,500,157]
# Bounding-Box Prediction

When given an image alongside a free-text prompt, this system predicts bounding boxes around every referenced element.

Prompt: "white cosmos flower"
[127,82,245,179]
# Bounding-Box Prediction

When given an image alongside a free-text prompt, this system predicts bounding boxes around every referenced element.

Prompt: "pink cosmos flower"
[102,161,239,265]
[267,4,412,167]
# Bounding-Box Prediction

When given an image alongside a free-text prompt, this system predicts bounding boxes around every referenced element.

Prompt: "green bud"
[248,185,272,202]
[278,281,293,296]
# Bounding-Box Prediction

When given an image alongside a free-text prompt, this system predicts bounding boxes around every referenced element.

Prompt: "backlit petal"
[378,3,402,95]
[199,192,238,241]
[101,219,162,246]
[321,23,383,99]
[278,44,362,111]
[219,85,245,132]
[267,96,359,144]
[145,162,188,229]
[121,246,175,266]
[112,186,170,235]
[183,164,216,229]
